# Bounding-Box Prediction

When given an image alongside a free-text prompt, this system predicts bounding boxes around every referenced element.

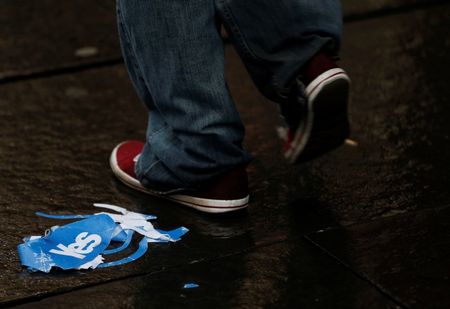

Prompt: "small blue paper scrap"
[18,204,189,273]
[183,283,199,289]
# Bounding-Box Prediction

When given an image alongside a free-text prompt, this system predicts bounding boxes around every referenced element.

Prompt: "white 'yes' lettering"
[49,232,102,259]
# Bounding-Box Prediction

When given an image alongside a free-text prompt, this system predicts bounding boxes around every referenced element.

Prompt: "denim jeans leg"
[215,0,343,102]
[116,0,252,192]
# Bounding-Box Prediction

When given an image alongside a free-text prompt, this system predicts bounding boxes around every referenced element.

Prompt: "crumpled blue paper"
[18,204,189,273]
[18,214,116,272]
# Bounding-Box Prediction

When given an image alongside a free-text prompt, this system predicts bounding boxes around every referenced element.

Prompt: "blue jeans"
[116,0,342,192]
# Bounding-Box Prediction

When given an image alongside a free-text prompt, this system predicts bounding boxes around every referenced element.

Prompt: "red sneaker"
[282,53,351,164]
[110,141,249,213]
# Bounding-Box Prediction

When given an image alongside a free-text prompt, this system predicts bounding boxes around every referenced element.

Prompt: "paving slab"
[0,64,264,305]
[294,3,450,224]
[306,205,450,308]
[0,0,120,80]
[0,0,443,79]
[0,47,339,305]
[224,1,450,226]
[0,45,318,305]
[13,242,398,309]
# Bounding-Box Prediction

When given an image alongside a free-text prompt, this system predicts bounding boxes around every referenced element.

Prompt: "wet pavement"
[0,0,120,81]
[307,205,450,308]
[1,1,450,308]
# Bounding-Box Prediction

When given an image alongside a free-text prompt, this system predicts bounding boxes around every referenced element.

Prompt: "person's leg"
[216,0,342,101]
[216,0,350,163]
[115,0,251,192]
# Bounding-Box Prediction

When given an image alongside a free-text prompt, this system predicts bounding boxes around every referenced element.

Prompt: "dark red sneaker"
[110,141,249,213]
[282,52,350,164]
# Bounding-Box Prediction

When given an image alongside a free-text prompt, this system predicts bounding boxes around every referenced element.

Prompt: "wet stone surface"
[0,45,357,306]
[0,65,256,304]
[306,206,450,308]
[0,44,389,307]
[1,1,450,308]
[296,3,450,225]
[0,0,435,78]
[14,242,397,309]
[0,0,120,79]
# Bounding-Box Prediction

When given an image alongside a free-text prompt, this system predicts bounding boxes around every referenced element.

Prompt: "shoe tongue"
[302,52,337,85]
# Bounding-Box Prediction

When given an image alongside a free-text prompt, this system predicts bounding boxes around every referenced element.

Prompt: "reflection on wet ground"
[307,205,450,308]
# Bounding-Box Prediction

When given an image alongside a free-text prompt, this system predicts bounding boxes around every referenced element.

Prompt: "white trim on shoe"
[165,194,249,214]
[110,143,249,214]
[305,68,350,102]
[285,68,350,163]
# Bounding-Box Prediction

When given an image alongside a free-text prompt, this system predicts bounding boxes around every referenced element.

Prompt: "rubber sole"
[285,69,350,164]
[109,144,249,214]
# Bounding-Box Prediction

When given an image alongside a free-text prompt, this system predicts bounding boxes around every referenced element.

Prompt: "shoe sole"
[285,68,350,164]
[110,143,249,214]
